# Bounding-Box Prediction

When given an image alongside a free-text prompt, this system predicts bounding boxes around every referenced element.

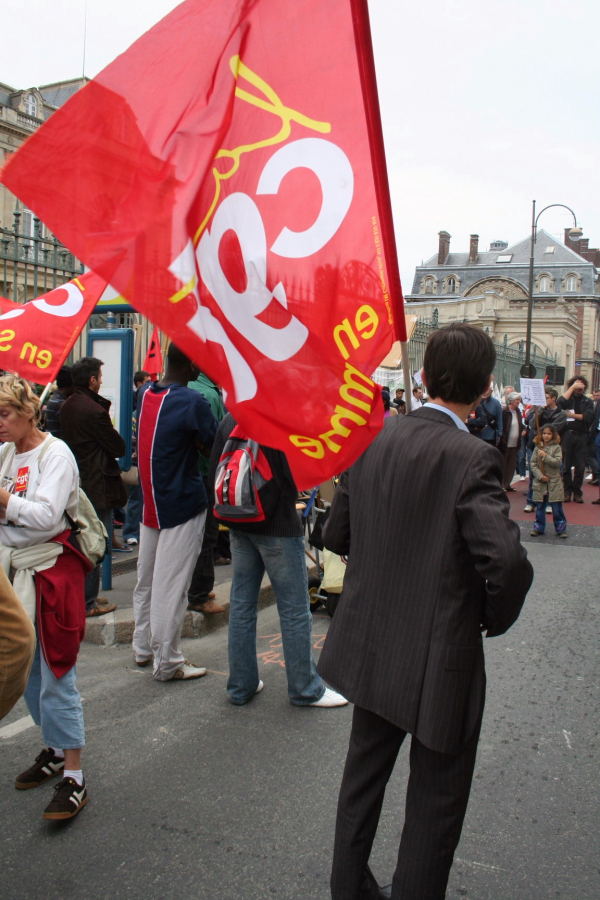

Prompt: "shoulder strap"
[36,434,58,471]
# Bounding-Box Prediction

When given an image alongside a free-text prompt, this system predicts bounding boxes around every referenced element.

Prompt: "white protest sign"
[520,378,546,406]
[413,368,424,386]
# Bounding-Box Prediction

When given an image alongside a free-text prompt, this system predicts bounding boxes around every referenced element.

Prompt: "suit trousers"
[132,512,206,680]
[331,705,482,900]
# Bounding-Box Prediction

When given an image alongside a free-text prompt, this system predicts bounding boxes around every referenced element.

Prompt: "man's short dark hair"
[412,386,421,395]
[545,388,558,400]
[395,388,404,394]
[424,323,495,404]
[166,343,192,369]
[567,374,588,389]
[134,370,150,387]
[56,366,72,390]
[71,357,103,389]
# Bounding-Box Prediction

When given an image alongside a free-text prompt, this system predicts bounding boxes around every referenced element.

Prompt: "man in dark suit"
[318,323,533,900]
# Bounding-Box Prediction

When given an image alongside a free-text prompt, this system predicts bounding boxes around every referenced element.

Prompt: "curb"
[84,575,277,647]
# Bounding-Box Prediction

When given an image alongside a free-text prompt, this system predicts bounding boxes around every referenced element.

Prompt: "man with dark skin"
[558,377,595,502]
[132,345,218,681]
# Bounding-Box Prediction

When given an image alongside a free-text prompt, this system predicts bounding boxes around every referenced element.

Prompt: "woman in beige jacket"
[530,425,567,537]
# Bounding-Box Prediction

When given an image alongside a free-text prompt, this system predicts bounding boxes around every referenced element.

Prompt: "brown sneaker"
[15,748,65,790]
[86,602,117,617]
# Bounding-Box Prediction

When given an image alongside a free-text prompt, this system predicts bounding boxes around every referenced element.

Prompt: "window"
[538,275,551,293]
[496,254,512,263]
[545,246,555,254]
[423,277,435,294]
[24,93,37,117]
[565,274,578,292]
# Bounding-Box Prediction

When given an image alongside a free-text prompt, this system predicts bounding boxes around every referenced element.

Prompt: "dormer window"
[538,275,551,293]
[24,93,37,117]
[563,273,579,292]
[446,276,456,293]
[423,277,435,294]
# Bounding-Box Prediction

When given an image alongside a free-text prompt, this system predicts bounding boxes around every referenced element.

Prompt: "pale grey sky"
[3,0,599,293]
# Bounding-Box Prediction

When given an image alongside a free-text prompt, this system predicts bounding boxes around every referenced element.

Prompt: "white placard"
[520,378,546,406]
[90,339,123,433]
[413,368,423,386]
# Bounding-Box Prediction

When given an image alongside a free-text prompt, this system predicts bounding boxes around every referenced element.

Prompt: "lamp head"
[568,226,583,242]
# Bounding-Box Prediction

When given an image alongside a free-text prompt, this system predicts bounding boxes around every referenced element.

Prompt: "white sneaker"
[519,475,526,481]
[126,538,138,545]
[586,473,594,480]
[170,661,207,680]
[255,680,264,695]
[546,506,552,514]
[308,687,348,707]
[524,505,535,512]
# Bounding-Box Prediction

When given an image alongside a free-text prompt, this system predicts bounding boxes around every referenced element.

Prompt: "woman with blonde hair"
[0,374,91,820]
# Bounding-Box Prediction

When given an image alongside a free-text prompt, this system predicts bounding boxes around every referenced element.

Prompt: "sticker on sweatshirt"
[14,467,29,494]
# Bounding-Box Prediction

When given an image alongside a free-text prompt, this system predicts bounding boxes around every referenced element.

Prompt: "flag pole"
[401,343,412,413]
[39,382,53,406]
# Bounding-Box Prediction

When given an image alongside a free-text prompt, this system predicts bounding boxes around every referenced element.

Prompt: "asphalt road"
[1,541,599,900]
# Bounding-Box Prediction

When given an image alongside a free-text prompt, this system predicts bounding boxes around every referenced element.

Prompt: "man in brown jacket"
[60,357,127,617]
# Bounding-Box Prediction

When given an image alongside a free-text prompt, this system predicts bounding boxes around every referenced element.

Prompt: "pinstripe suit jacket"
[318,406,533,753]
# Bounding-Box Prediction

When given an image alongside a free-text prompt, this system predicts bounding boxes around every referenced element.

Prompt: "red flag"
[0,0,404,488]
[143,326,163,381]
[0,271,105,384]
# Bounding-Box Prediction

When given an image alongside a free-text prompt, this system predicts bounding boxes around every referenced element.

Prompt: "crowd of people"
[0,323,597,898]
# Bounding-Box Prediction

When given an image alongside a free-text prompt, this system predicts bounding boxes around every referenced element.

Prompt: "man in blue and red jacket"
[132,344,218,681]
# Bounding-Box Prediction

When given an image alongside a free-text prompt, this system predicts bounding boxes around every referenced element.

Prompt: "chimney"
[469,234,479,263]
[438,231,451,265]
[565,227,579,250]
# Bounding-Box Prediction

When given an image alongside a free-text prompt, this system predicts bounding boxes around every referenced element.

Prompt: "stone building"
[405,229,600,387]
[0,78,88,233]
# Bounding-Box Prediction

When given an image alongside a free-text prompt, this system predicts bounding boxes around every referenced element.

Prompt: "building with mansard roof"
[405,229,600,387]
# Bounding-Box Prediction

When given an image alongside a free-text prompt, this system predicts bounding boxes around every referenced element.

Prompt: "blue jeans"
[227,531,325,705]
[123,482,142,542]
[24,633,85,749]
[595,430,600,473]
[534,500,567,534]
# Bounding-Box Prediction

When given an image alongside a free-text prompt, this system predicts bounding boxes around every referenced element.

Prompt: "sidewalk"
[84,554,277,647]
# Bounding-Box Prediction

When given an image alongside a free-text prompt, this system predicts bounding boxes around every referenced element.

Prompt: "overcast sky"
[3,0,599,293]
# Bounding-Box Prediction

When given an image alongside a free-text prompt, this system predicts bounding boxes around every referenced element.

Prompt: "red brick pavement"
[506,476,600,526]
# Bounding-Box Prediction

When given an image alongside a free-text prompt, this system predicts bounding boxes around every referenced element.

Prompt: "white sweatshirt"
[0,436,79,549]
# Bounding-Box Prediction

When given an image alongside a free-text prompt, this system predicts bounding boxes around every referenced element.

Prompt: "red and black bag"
[213,426,278,523]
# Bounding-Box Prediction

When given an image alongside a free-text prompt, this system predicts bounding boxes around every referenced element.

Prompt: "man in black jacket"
[208,414,347,709]
[558,376,595,502]
[318,324,533,900]
[60,357,127,616]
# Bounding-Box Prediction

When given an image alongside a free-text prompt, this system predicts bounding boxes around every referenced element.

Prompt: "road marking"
[0,715,35,739]
[455,858,505,872]
[562,730,572,749]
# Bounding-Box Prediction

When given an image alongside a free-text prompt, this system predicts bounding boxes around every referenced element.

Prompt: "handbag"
[121,465,139,486]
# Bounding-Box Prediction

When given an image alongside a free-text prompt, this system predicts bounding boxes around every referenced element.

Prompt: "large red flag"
[0,271,105,384]
[0,0,405,488]
[143,326,163,381]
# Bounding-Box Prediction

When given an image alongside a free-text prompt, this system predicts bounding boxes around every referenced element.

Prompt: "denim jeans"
[526,447,534,504]
[84,507,113,611]
[534,500,567,534]
[228,531,325,705]
[123,483,142,542]
[24,632,85,749]
[595,430,600,473]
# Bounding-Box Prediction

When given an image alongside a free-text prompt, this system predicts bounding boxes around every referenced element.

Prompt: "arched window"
[565,274,578,292]
[538,275,551,293]
[24,93,37,117]
[446,276,456,293]
[423,277,435,294]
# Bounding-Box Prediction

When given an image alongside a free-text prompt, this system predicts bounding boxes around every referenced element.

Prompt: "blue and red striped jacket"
[137,382,218,529]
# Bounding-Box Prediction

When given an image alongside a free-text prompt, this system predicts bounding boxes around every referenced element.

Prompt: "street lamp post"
[521,201,583,379]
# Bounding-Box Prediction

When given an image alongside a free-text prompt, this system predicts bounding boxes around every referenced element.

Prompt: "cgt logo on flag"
[0,0,405,488]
